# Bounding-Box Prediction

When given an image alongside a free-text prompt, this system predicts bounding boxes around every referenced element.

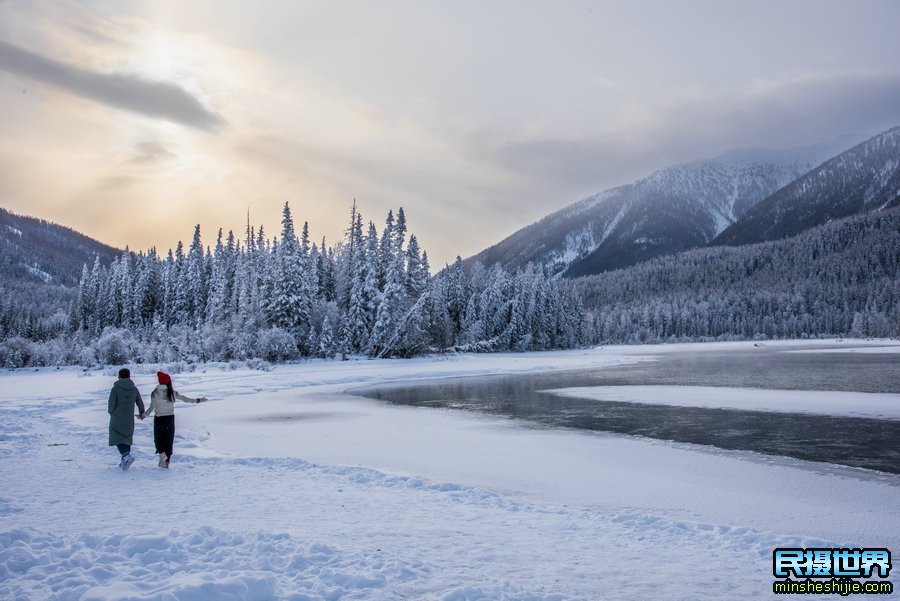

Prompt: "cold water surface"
[354,346,900,474]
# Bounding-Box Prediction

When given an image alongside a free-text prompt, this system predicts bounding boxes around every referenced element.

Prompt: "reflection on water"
[353,346,900,474]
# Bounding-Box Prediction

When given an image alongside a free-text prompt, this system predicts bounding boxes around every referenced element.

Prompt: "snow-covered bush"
[246,358,273,371]
[229,330,257,361]
[256,328,298,362]
[78,345,98,367]
[27,337,74,366]
[96,327,136,365]
[162,362,189,375]
[0,336,32,368]
[167,326,202,363]
[200,323,233,362]
[133,341,162,365]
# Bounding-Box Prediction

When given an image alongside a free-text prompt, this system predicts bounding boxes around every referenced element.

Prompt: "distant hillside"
[575,207,900,343]
[468,135,861,278]
[0,207,120,288]
[0,207,121,341]
[713,127,900,247]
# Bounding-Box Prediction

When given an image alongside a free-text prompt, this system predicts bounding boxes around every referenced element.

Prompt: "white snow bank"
[589,337,900,355]
[544,385,900,420]
[0,527,410,601]
[784,346,900,354]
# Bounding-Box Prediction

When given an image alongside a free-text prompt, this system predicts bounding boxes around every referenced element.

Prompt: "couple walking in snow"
[108,369,206,470]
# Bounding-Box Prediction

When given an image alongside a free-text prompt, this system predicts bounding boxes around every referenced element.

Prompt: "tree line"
[3,203,894,369]
[577,208,900,344]
[0,202,585,367]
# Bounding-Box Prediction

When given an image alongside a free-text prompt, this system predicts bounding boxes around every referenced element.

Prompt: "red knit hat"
[157,371,172,385]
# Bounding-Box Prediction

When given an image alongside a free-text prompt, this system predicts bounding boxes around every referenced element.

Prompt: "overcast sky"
[1,0,899,265]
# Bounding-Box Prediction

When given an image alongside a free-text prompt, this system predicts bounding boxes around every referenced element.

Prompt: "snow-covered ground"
[1,340,898,600]
[784,346,900,354]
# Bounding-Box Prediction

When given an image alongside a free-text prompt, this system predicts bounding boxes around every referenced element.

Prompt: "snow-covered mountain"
[0,207,119,288]
[468,135,863,278]
[0,207,120,335]
[576,206,900,342]
[713,127,900,247]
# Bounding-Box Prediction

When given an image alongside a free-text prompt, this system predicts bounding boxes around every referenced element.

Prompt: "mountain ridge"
[0,206,121,288]
[712,127,900,246]
[575,205,900,343]
[467,133,867,278]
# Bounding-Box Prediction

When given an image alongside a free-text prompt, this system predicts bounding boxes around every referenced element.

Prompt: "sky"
[1,0,899,266]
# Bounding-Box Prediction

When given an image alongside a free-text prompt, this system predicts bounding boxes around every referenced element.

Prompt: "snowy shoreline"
[2,339,899,600]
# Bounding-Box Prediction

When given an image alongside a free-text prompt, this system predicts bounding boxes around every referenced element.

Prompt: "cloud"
[0,39,224,131]
[127,141,175,165]
[91,174,141,192]
[486,69,900,193]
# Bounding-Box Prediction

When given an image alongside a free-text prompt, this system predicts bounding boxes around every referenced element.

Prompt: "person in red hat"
[141,371,207,468]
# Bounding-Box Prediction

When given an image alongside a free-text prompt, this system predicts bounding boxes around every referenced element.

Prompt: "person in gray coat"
[108,368,146,470]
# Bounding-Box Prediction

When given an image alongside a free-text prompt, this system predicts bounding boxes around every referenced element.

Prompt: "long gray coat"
[108,378,145,446]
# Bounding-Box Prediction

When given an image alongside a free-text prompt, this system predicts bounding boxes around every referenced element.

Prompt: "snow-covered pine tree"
[317,237,336,302]
[405,235,427,298]
[233,252,264,359]
[378,210,394,293]
[369,210,410,357]
[171,241,189,326]
[480,264,509,342]
[395,207,407,260]
[76,263,92,332]
[133,248,160,327]
[185,225,207,328]
[446,256,468,336]
[421,250,431,281]
[341,222,371,354]
[87,255,104,335]
[423,276,452,349]
[362,221,381,326]
[336,200,360,311]
[99,257,118,329]
[266,203,306,344]
[317,315,335,358]
[296,221,315,353]
[116,249,134,328]
[206,229,229,326]
[224,230,238,310]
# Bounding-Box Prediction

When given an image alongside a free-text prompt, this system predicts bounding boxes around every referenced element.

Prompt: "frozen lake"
[355,344,900,473]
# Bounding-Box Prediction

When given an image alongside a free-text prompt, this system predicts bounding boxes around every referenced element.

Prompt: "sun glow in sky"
[1,0,899,264]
